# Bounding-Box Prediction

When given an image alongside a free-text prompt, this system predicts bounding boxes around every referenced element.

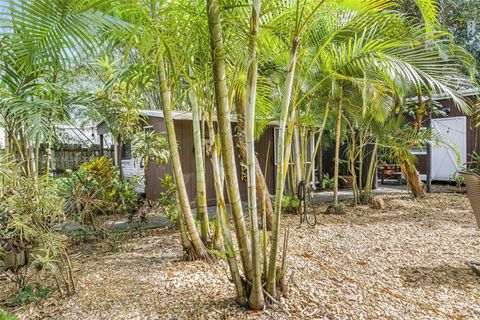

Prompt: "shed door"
[431,116,467,181]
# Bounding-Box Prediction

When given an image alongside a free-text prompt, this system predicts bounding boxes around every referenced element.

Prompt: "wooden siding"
[145,116,276,203]
[415,95,479,176]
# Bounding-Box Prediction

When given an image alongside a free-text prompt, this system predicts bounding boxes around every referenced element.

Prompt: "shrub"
[158,174,179,224]
[321,173,335,190]
[0,159,75,296]
[281,194,300,213]
[59,157,140,228]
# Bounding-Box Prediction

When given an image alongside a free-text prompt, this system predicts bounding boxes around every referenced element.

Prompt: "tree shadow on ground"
[399,265,480,290]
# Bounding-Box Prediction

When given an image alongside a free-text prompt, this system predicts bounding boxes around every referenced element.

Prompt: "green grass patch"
[0,308,19,320]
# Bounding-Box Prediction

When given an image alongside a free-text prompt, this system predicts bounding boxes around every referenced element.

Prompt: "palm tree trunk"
[157,57,207,259]
[179,207,195,259]
[206,0,252,281]
[267,37,299,297]
[293,125,302,185]
[209,124,247,306]
[401,160,425,198]
[190,87,210,243]
[235,94,273,229]
[333,96,343,207]
[404,93,426,198]
[306,103,330,182]
[244,0,264,309]
[363,142,378,202]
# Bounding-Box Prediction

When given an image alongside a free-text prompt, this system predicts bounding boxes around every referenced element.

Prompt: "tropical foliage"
[59,157,139,229]
[0,0,478,313]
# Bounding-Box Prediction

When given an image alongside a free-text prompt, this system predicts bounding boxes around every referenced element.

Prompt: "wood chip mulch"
[2,193,480,319]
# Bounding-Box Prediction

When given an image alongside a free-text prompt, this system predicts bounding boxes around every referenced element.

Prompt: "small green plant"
[0,308,19,320]
[281,194,300,213]
[158,174,179,224]
[11,283,51,304]
[453,171,464,189]
[321,174,335,190]
[455,152,480,188]
[465,151,480,173]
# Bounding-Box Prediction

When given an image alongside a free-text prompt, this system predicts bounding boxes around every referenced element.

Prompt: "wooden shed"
[414,89,479,181]
[97,110,319,203]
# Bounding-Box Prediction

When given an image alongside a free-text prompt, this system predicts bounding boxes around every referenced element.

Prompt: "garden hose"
[297,180,317,227]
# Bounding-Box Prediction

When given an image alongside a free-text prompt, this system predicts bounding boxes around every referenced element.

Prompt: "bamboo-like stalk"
[346,119,359,205]
[212,204,223,250]
[179,209,195,259]
[244,0,264,309]
[333,96,343,207]
[306,103,330,183]
[358,130,365,200]
[267,37,299,296]
[206,0,252,281]
[293,125,302,185]
[235,94,273,229]
[190,85,210,243]
[157,56,207,259]
[208,124,247,306]
[364,142,378,202]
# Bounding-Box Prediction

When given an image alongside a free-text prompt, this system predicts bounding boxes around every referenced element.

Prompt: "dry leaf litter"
[2,193,480,319]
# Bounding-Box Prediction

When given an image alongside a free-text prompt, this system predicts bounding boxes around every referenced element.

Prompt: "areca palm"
[3,0,477,312]
[0,0,115,177]
[298,0,474,203]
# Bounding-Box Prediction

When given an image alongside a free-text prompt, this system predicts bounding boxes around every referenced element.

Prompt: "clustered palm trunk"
[235,93,273,230]
[190,86,210,242]
[157,57,207,259]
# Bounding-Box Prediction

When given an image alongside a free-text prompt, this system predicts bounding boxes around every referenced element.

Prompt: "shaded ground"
[2,192,480,319]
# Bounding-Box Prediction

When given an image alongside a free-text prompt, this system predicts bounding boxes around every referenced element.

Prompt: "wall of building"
[145,117,276,204]
[415,95,479,176]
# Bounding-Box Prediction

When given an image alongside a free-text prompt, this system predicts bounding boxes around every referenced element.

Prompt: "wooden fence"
[39,144,115,176]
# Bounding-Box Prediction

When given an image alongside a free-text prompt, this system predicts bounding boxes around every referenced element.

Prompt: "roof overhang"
[405,88,479,104]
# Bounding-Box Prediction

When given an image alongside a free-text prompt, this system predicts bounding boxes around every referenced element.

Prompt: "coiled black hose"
[297,180,317,227]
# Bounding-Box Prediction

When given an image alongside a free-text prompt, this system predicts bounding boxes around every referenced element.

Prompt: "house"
[97,110,319,202]
[413,89,479,181]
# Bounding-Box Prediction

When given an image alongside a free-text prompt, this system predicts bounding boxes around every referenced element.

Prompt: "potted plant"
[339,159,354,189]
[460,152,480,228]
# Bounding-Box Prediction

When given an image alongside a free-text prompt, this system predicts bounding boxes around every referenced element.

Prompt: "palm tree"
[206,0,253,281]
[189,82,210,243]
[243,0,265,309]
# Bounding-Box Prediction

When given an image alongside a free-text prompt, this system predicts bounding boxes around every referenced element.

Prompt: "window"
[411,144,427,155]
[121,141,132,160]
[144,125,154,132]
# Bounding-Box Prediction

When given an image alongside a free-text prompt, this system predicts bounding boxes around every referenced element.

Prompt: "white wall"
[122,158,145,193]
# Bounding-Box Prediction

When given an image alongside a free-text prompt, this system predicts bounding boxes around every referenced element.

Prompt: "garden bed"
[2,193,480,319]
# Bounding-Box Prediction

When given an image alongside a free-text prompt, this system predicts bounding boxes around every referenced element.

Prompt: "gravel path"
[4,193,480,319]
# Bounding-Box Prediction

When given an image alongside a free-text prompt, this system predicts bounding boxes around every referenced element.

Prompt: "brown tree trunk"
[235,94,273,230]
[405,93,426,198]
[333,96,343,207]
[401,161,425,198]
